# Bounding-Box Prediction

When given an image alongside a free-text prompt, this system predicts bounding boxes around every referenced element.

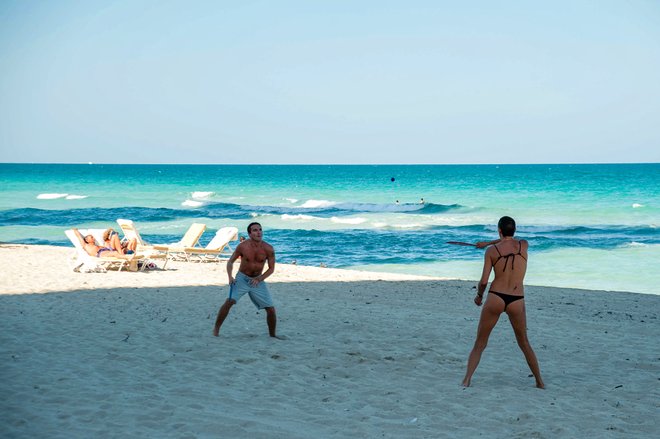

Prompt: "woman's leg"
[108,234,124,252]
[127,238,137,252]
[462,297,503,387]
[506,301,545,388]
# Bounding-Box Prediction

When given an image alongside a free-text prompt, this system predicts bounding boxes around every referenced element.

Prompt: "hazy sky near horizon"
[1,1,659,164]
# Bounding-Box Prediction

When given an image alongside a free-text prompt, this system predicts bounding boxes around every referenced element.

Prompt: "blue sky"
[1,0,659,164]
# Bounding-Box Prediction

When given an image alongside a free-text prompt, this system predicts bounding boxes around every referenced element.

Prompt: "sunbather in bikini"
[72,228,134,259]
[103,228,137,254]
[462,216,544,389]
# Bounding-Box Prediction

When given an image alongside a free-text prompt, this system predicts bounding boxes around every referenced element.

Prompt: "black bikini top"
[494,241,527,272]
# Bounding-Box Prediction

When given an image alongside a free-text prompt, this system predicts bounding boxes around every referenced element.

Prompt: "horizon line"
[1,161,659,166]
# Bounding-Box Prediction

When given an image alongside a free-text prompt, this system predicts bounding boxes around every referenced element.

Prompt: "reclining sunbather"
[103,228,137,254]
[72,228,134,259]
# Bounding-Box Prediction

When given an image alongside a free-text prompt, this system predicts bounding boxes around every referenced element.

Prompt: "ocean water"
[1,163,658,294]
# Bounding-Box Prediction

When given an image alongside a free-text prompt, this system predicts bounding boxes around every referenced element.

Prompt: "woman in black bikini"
[462,216,544,389]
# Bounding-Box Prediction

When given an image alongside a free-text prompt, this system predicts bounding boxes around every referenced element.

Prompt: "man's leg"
[462,297,503,387]
[506,301,544,388]
[213,299,235,336]
[265,307,277,337]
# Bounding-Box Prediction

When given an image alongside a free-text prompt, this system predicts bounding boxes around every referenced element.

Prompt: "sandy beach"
[1,244,658,438]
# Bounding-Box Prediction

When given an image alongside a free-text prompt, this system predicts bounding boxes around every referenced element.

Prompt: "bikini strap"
[494,243,515,272]
[492,245,503,267]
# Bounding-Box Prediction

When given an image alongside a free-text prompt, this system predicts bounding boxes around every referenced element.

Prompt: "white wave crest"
[632,203,644,208]
[625,241,648,247]
[299,199,336,209]
[182,199,204,207]
[392,223,424,229]
[285,198,298,204]
[37,193,68,199]
[373,222,388,228]
[192,191,214,199]
[65,194,88,200]
[330,216,367,225]
[281,214,319,221]
[336,202,422,213]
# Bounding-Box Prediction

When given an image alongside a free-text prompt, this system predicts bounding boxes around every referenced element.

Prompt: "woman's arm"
[475,239,500,249]
[474,249,494,305]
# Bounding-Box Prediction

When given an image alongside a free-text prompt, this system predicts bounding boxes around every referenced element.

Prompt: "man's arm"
[226,246,241,284]
[73,228,98,257]
[72,228,86,247]
[255,246,276,284]
[475,249,494,305]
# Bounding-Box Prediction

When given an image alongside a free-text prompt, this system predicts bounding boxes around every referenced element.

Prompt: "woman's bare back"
[488,238,528,295]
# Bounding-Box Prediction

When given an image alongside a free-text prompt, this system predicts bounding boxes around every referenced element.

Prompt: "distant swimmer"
[420,198,425,204]
[395,200,400,205]
[461,216,544,389]
[391,177,396,182]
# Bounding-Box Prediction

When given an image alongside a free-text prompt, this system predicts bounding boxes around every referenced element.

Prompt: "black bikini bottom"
[489,290,524,309]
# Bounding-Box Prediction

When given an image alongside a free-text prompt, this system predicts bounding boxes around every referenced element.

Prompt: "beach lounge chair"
[182,226,238,262]
[65,229,141,272]
[116,219,150,249]
[115,219,171,268]
[151,223,207,262]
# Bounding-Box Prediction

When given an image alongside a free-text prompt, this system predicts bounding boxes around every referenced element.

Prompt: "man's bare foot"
[271,334,287,340]
[212,328,219,337]
[536,381,545,389]
[461,379,471,387]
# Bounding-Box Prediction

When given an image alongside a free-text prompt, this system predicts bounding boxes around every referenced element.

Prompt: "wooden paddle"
[446,241,477,247]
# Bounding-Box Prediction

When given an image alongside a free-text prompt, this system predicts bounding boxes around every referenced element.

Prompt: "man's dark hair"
[498,216,516,237]
[247,222,261,234]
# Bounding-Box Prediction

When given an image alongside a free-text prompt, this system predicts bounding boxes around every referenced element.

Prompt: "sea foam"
[182,200,204,207]
[331,217,367,225]
[299,199,336,209]
[37,193,68,199]
[65,195,88,200]
[192,191,214,199]
[392,223,424,229]
[281,214,319,221]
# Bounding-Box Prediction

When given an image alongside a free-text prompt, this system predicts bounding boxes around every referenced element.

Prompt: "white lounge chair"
[182,227,238,262]
[151,223,208,262]
[116,219,170,268]
[65,229,140,272]
[116,219,150,248]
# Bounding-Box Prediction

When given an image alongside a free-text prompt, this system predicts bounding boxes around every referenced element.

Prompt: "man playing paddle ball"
[213,222,281,338]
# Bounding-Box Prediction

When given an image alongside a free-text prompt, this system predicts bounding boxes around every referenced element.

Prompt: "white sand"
[0,245,658,438]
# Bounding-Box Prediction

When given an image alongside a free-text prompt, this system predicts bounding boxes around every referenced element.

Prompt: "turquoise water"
[1,163,658,294]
